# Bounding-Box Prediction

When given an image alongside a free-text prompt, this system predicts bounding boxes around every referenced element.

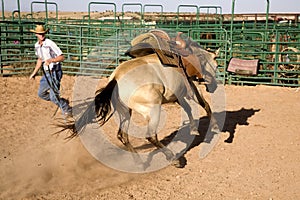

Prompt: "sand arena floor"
[0,75,299,199]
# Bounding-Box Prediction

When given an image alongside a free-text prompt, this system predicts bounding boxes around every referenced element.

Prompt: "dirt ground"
[0,75,299,200]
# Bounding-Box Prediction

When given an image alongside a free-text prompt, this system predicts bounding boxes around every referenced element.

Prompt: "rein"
[41,62,64,118]
[177,55,195,99]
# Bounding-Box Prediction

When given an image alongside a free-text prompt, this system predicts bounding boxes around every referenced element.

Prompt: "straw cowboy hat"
[30,25,49,34]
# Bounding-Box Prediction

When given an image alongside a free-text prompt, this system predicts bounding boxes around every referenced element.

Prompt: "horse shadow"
[69,100,260,169]
[221,108,261,143]
[68,98,94,116]
[158,107,260,167]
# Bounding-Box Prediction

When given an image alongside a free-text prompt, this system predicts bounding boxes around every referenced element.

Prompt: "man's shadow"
[159,107,260,167]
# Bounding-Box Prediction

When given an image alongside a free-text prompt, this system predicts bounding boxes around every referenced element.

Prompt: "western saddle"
[125,29,191,68]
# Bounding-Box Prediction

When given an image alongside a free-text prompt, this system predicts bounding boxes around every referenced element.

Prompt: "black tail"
[95,79,118,126]
[59,79,118,139]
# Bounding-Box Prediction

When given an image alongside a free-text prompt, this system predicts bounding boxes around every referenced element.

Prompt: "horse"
[60,38,220,168]
[125,30,219,93]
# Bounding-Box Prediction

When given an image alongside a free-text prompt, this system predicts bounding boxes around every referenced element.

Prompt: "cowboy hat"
[30,25,49,34]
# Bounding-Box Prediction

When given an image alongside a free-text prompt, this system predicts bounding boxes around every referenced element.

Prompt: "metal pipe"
[142,4,163,22]
[11,0,21,22]
[0,3,2,74]
[1,0,4,20]
[45,0,48,24]
[230,0,270,57]
[199,6,222,14]
[122,3,143,12]
[177,4,199,27]
[199,6,222,24]
[17,0,20,22]
[31,1,58,23]
[266,0,269,29]
[122,3,142,24]
[142,4,164,13]
[230,0,235,58]
[88,2,116,25]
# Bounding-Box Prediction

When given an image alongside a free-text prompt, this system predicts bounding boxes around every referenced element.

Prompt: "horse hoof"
[171,159,182,168]
[171,156,186,168]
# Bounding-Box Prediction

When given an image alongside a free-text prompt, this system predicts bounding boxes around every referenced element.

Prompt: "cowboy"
[29,25,72,117]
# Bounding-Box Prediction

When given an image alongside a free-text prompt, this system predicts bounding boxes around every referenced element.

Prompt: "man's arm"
[29,58,43,79]
[44,54,64,66]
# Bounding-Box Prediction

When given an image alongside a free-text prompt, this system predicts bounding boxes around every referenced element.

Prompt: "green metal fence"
[1,1,299,87]
[0,20,40,75]
[227,28,300,86]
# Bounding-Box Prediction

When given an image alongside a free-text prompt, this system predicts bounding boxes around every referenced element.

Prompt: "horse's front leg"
[177,97,199,135]
[189,80,220,133]
[196,94,219,134]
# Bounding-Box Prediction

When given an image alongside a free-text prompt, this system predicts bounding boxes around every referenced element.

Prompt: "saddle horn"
[175,32,186,49]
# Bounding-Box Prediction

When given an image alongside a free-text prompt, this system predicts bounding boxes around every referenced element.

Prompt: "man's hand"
[29,73,36,80]
[44,58,53,66]
[30,58,42,80]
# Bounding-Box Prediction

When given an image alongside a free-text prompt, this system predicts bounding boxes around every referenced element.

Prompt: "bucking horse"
[59,29,220,168]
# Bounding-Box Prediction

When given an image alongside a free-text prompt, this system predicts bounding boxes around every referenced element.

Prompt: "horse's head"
[184,41,219,93]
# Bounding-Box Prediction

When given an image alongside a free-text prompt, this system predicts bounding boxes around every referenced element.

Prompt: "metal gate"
[1,1,299,87]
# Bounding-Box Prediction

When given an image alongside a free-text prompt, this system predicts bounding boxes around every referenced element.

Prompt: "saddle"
[125,30,195,99]
[125,29,192,67]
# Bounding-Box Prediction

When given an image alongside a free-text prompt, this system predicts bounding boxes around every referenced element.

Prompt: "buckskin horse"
[60,30,220,167]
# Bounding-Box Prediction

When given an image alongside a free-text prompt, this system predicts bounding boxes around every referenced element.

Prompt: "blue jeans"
[38,69,71,114]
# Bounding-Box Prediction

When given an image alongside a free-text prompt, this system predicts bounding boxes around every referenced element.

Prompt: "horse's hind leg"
[146,135,174,161]
[117,129,135,153]
[117,109,143,165]
[117,108,134,151]
[147,135,183,168]
[145,105,175,161]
